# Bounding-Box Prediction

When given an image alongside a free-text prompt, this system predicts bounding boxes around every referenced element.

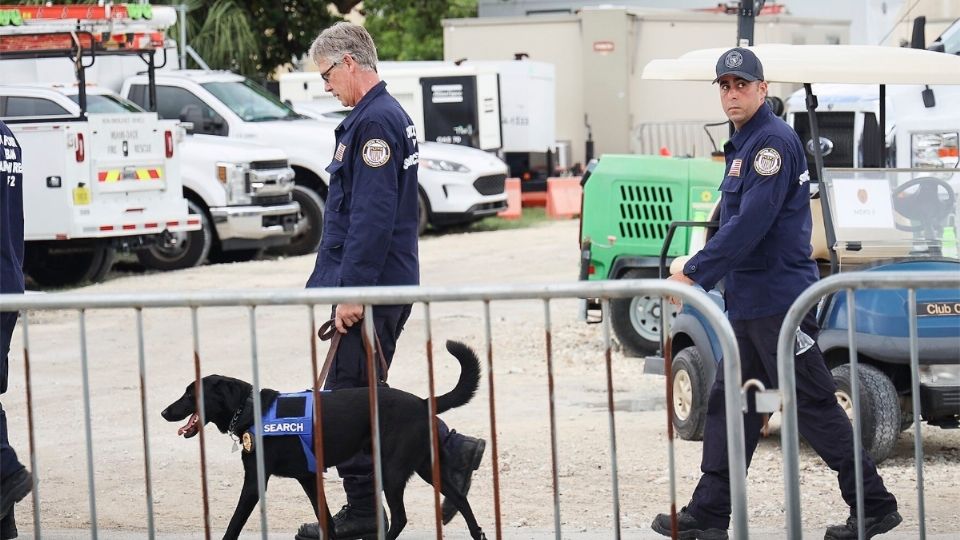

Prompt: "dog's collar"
[228,392,254,436]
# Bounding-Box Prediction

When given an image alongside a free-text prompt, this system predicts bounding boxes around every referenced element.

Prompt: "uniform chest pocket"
[325,160,349,212]
[719,175,743,194]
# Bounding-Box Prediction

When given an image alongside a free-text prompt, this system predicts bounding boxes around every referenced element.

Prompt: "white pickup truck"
[55,86,302,269]
[119,70,508,237]
[0,85,196,286]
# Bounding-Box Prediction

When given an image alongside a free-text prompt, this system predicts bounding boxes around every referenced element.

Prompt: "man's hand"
[335,303,364,333]
[667,272,695,306]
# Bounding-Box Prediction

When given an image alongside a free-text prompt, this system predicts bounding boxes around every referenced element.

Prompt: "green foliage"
[16,0,338,79]
[159,0,339,78]
[363,0,477,61]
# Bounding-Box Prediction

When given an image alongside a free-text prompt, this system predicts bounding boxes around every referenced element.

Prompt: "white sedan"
[292,101,509,234]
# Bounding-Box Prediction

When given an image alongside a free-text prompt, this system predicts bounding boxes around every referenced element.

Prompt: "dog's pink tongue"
[178,413,199,436]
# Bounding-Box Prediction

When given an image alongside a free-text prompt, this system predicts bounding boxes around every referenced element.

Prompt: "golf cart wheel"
[831,363,901,464]
[610,268,678,356]
[672,347,709,441]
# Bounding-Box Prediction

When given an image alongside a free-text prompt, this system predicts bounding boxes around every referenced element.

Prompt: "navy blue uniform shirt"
[307,82,420,289]
[683,104,819,320]
[0,120,24,297]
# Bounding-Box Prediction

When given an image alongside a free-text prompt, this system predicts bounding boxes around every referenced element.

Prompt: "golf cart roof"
[642,44,960,85]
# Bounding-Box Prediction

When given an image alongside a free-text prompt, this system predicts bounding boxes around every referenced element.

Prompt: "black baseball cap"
[714,47,764,83]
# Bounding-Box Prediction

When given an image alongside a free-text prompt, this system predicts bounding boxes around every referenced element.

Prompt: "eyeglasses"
[321,60,341,82]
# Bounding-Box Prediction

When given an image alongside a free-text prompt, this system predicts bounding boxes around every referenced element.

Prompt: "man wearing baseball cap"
[651,47,901,540]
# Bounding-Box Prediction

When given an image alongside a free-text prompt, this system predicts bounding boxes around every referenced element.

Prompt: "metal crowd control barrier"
[1,280,745,539]
[776,271,960,540]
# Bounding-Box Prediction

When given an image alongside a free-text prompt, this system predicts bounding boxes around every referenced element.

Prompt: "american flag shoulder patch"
[728,159,743,177]
[335,143,347,161]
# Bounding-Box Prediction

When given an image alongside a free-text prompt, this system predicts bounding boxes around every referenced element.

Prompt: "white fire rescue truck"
[0,3,197,286]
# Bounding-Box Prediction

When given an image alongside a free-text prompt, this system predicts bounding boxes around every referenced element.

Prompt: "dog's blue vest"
[248,390,326,472]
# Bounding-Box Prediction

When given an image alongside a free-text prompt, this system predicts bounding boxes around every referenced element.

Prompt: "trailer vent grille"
[617,184,675,241]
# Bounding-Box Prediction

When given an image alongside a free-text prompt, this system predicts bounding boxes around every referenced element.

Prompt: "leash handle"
[316,316,389,389]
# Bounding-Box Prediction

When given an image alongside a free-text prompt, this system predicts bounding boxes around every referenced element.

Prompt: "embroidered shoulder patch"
[362,139,391,167]
[753,147,782,176]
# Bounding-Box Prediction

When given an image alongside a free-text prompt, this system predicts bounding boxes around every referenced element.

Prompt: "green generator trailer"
[578,154,725,356]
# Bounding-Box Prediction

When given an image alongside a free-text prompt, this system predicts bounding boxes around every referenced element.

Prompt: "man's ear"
[758,80,769,98]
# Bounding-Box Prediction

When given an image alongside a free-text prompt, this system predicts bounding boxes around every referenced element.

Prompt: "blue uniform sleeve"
[339,121,401,287]
[683,136,794,291]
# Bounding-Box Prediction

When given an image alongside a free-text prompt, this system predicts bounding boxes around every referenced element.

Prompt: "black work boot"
[1,507,17,540]
[824,510,902,539]
[295,504,388,540]
[440,435,486,524]
[651,506,729,540]
[0,469,31,522]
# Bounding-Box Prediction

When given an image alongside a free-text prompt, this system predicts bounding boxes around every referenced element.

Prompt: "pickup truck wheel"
[418,191,429,236]
[275,185,324,256]
[831,363,901,464]
[672,347,709,441]
[136,200,211,271]
[610,269,678,356]
[25,242,114,288]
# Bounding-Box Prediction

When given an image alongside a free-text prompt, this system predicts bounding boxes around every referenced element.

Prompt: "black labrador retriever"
[161,340,486,540]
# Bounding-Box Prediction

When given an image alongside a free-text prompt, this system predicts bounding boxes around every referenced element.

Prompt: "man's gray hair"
[310,22,378,72]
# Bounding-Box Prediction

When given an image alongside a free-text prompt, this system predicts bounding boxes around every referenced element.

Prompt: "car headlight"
[216,162,252,205]
[420,158,470,173]
[911,131,959,168]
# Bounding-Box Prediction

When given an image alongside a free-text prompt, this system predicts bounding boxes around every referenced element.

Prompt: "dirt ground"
[3,219,958,538]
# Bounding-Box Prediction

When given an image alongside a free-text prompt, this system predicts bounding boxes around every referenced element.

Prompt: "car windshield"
[936,18,960,55]
[822,168,960,265]
[68,93,144,114]
[202,79,300,122]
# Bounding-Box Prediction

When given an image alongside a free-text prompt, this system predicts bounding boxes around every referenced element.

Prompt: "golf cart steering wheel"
[891,176,956,235]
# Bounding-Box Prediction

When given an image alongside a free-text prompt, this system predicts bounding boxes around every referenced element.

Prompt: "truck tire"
[274,185,323,256]
[831,363,901,464]
[25,242,114,288]
[418,191,429,236]
[610,268,678,356]
[208,247,262,264]
[672,347,709,441]
[137,200,212,271]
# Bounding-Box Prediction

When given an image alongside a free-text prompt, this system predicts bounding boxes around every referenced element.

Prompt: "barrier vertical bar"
[362,307,386,540]
[721,319,748,539]
[248,306,268,539]
[191,307,211,540]
[307,306,328,536]
[134,309,156,539]
[543,299,562,539]
[663,295,679,539]
[78,309,99,539]
[483,300,503,540]
[20,315,41,539]
[846,289,866,539]
[907,289,926,539]
[600,298,621,539]
[423,302,443,538]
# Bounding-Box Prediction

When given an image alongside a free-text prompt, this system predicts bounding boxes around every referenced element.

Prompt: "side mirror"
[911,16,926,49]
[179,104,204,134]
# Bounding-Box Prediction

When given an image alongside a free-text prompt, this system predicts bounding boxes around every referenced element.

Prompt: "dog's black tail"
[434,340,482,415]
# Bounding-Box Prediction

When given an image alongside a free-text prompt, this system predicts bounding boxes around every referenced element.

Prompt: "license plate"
[917,301,960,317]
[73,186,91,206]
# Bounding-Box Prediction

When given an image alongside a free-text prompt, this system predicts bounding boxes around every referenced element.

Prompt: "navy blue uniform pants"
[687,311,897,530]
[325,305,461,508]
[1,311,24,481]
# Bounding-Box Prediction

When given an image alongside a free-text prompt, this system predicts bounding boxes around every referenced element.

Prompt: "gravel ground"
[3,219,958,538]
